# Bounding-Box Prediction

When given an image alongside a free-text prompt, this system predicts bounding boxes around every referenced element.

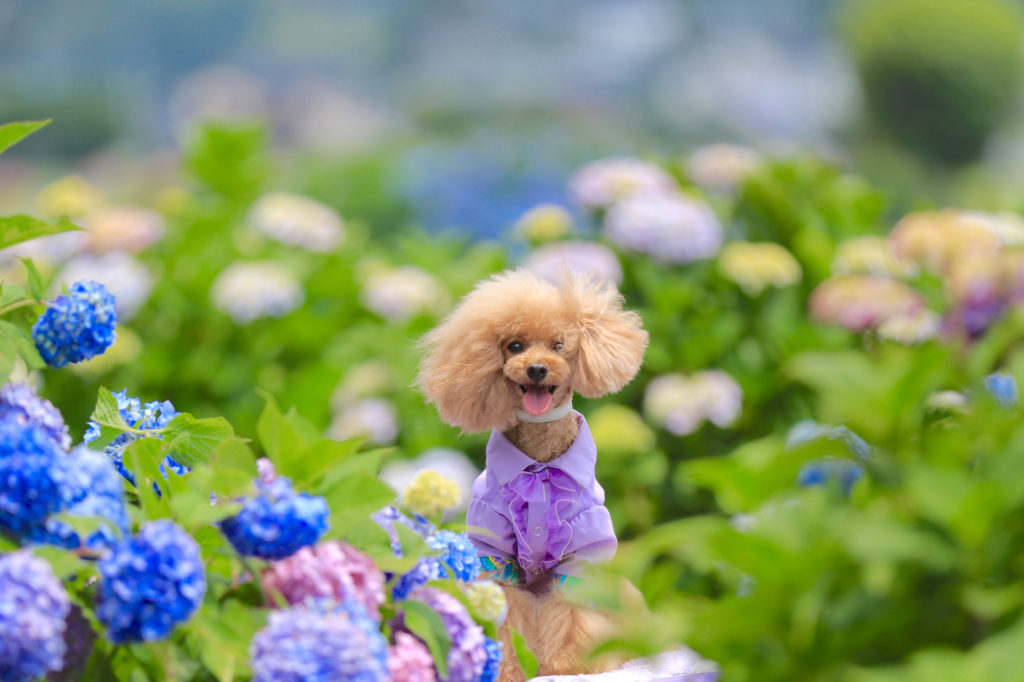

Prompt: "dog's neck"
[503,409,579,463]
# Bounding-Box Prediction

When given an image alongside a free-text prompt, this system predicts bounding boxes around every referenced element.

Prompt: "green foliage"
[842,0,1024,165]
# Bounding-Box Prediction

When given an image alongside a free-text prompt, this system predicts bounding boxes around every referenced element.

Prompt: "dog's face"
[418,270,648,432]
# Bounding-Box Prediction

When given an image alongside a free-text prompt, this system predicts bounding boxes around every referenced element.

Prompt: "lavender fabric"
[467,412,617,580]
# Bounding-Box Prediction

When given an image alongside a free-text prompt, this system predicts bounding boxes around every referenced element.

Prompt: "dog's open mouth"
[518,383,557,416]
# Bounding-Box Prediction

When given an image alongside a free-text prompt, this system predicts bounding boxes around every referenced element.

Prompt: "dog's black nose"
[527,364,548,382]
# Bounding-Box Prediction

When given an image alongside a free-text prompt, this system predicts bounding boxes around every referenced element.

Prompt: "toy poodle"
[417,269,648,680]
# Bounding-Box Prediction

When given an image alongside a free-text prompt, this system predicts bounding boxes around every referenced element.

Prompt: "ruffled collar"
[485,411,596,490]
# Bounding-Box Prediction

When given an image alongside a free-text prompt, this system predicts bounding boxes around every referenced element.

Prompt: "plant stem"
[0,298,37,316]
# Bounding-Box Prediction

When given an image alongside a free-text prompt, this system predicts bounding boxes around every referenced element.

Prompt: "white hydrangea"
[328,398,398,446]
[57,253,154,321]
[568,157,677,210]
[644,370,743,436]
[210,261,304,324]
[522,241,623,286]
[605,192,723,264]
[250,192,345,252]
[360,266,447,322]
[84,205,166,254]
[686,144,763,193]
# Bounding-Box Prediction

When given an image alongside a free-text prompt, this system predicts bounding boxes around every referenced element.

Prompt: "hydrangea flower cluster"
[401,469,462,518]
[360,265,448,322]
[569,157,677,210]
[388,631,437,682]
[0,550,70,681]
[427,530,481,582]
[0,418,78,538]
[408,587,489,682]
[372,505,435,557]
[522,241,624,287]
[84,205,166,254]
[788,420,870,496]
[480,638,502,682]
[83,389,186,485]
[328,397,399,446]
[262,540,386,618]
[809,275,924,333]
[96,520,207,643]
[604,193,722,264]
[515,204,574,243]
[250,602,390,682]
[718,241,801,296]
[393,556,448,601]
[831,236,916,278]
[465,580,508,623]
[249,191,345,252]
[28,445,131,551]
[876,308,941,345]
[644,371,743,436]
[32,280,117,368]
[686,143,763,193]
[985,372,1019,407]
[210,261,305,324]
[797,459,864,495]
[220,459,330,560]
[0,381,70,450]
[379,449,480,517]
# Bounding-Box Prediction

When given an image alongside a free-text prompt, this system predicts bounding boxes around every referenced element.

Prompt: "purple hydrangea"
[797,459,864,495]
[0,419,80,539]
[373,505,435,558]
[250,602,390,682]
[220,461,329,560]
[262,540,386,619]
[427,530,480,583]
[27,446,130,551]
[604,193,722,264]
[0,383,70,451]
[522,241,624,287]
[409,587,487,682]
[32,280,117,368]
[0,550,70,681]
[83,389,186,486]
[96,520,206,643]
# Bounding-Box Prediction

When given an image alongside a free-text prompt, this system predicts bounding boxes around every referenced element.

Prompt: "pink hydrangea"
[388,632,437,682]
[263,541,386,619]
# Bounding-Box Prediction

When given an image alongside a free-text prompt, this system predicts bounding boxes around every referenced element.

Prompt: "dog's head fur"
[417,270,648,432]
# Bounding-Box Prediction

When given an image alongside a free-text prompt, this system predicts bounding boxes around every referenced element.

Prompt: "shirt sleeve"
[466,476,516,560]
[556,504,618,576]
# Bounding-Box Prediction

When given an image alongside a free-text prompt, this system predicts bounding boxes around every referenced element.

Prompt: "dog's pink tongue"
[523,387,553,416]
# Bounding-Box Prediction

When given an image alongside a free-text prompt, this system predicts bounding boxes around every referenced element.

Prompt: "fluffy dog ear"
[567,279,648,398]
[416,307,515,433]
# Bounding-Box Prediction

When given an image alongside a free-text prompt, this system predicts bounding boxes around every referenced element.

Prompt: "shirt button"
[533,526,544,536]
[532,568,542,575]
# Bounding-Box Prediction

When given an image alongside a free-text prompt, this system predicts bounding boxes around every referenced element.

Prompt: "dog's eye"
[552,341,564,352]
[507,341,524,354]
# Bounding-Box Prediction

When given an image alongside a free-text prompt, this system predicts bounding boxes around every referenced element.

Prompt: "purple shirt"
[467,412,617,579]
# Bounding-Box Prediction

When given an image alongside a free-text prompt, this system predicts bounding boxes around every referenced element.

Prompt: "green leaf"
[0,284,28,310]
[0,332,15,383]
[124,438,167,487]
[0,215,82,251]
[162,413,234,467]
[290,437,359,488]
[86,387,131,451]
[511,627,539,678]
[31,544,90,579]
[0,319,44,370]
[18,257,43,300]
[322,473,396,520]
[0,119,50,155]
[403,600,451,678]
[256,393,309,476]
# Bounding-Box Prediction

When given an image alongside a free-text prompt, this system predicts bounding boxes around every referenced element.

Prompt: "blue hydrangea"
[797,459,864,495]
[985,372,1019,407]
[27,446,130,551]
[250,602,390,682]
[32,280,117,368]
[0,382,70,450]
[427,530,480,582]
[0,550,70,681]
[372,505,435,558]
[480,637,502,682]
[0,419,80,539]
[220,475,330,560]
[392,556,448,601]
[83,389,187,486]
[96,520,207,643]
[786,420,870,460]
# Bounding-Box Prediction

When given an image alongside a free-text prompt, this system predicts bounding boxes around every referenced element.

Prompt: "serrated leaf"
[31,544,90,579]
[256,393,309,475]
[0,284,27,309]
[290,437,358,489]
[322,473,397,519]
[0,119,50,155]
[86,387,131,451]
[18,257,43,300]
[403,600,451,678]
[0,319,44,370]
[511,627,539,678]
[162,413,233,467]
[125,438,166,486]
[0,215,82,251]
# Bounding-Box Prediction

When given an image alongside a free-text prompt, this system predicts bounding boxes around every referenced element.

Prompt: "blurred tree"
[841,0,1024,166]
